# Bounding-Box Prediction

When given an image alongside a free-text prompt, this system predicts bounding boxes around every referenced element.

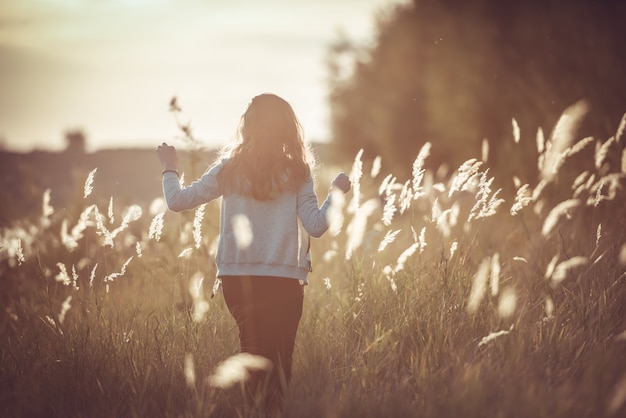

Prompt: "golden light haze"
[0,0,404,151]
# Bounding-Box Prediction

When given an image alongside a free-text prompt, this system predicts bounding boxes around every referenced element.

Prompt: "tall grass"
[1,108,626,417]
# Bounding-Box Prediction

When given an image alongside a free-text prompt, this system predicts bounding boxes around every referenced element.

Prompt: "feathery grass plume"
[498,287,517,318]
[43,315,60,334]
[378,229,401,252]
[323,248,337,262]
[450,241,458,259]
[541,199,581,236]
[531,178,548,202]
[83,168,97,198]
[566,136,595,159]
[371,155,382,178]
[617,112,626,143]
[327,189,346,236]
[67,212,88,248]
[381,191,397,226]
[593,181,604,208]
[211,277,222,297]
[544,254,559,280]
[148,212,165,241]
[544,297,555,318]
[382,265,398,292]
[436,207,453,238]
[89,264,98,288]
[208,353,273,389]
[512,118,521,143]
[622,149,626,173]
[109,205,142,240]
[541,100,589,181]
[15,239,25,266]
[595,136,615,170]
[71,265,79,290]
[448,159,482,197]
[1,233,29,266]
[550,256,588,286]
[596,224,602,247]
[55,263,71,285]
[42,188,54,227]
[572,171,592,192]
[619,244,626,265]
[184,353,196,389]
[393,241,420,274]
[490,253,500,297]
[179,172,186,188]
[417,226,427,254]
[378,173,395,196]
[481,138,489,162]
[346,198,379,260]
[607,372,626,416]
[467,257,491,314]
[536,127,545,154]
[149,197,167,215]
[348,149,364,214]
[478,325,514,347]
[510,184,532,215]
[431,197,442,222]
[412,142,431,198]
[178,247,193,258]
[58,295,72,325]
[135,241,142,257]
[398,180,413,214]
[189,271,209,323]
[574,172,596,198]
[468,170,504,222]
[587,174,622,206]
[193,203,207,249]
[355,281,366,301]
[104,256,133,284]
[107,197,114,224]
[93,206,114,247]
[323,277,332,290]
[232,213,253,250]
[411,226,418,242]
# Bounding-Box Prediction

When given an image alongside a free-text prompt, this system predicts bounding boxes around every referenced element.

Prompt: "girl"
[156,93,350,415]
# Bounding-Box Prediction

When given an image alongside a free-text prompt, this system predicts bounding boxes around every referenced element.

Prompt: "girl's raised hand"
[331,172,351,194]
[156,142,178,171]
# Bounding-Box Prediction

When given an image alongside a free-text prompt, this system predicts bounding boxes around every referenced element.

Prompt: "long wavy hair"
[217,93,313,200]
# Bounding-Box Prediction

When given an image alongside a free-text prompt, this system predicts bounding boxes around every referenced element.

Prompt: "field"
[2,108,626,418]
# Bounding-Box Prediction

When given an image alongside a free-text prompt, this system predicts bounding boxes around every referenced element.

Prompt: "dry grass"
[1,110,626,418]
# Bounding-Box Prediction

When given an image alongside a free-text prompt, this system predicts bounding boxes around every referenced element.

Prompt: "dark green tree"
[328,0,626,185]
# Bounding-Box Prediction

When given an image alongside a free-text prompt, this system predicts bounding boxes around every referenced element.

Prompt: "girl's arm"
[157,143,224,212]
[297,173,350,237]
[162,162,224,212]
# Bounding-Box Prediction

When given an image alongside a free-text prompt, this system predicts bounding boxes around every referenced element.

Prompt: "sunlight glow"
[0,0,403,151]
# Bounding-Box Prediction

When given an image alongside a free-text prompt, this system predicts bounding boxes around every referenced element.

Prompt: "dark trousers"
[221,275,304,412]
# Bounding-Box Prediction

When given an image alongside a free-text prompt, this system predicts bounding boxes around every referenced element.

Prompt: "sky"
[0,0,405,152]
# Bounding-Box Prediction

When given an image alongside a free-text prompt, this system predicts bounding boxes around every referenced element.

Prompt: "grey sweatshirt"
[162,160,333,282]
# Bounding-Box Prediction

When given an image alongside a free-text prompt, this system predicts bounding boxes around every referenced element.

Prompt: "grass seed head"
[208,353,273,389]
[83,168,97,198]
[467,257,491,314]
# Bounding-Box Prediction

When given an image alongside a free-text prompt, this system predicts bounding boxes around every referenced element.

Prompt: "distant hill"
[0,141,340,226]
[0,147,217,226]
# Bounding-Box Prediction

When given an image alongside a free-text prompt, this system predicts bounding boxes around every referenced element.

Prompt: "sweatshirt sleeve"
[297,176,332,238]
[162,161,224,212]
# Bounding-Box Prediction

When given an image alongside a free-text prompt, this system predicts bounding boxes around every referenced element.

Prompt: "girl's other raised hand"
[331,172,351,194]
